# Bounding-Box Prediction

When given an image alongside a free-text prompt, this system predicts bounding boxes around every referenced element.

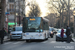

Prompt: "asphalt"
[0,35,75,50]
[0,36,75,42]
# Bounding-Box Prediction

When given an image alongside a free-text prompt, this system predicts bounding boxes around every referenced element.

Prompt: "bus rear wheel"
[46,38,48,40]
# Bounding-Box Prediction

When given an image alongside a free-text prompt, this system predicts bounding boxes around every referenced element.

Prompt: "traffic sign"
[5,17,8,22]
[5,12,10,15]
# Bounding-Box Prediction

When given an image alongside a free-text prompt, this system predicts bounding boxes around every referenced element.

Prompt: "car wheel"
[51,36,52,38]
[56,39,58,41]
[10,39,13,41]
[56,37,59,41]
[46,38,48,40]
[26,40,30,42]
[51,35,53,38]
[50,34,53,38]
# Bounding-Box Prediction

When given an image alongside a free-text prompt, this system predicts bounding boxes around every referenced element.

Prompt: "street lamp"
[15,13,18,26]
[21,0,25,17]
[73,8,75,38]
[21,0,30,17]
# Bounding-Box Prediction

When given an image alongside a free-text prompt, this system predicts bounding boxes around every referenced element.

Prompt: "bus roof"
[42,17,49,22]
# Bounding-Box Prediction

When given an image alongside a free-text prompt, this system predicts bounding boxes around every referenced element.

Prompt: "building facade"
[6,0,25,25]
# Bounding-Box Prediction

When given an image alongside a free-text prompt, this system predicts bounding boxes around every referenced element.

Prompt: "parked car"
[49,27,54,38]
[49,31,54,38]
[56,29,72,41]
[49,27,57,38]
[53,28,57,34]
[10,26,22,40]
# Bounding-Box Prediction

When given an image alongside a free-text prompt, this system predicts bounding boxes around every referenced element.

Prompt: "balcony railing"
[7,9,19,13]
[8,0,15,3]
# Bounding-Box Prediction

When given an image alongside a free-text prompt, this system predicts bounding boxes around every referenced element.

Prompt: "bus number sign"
[30,18,35,20]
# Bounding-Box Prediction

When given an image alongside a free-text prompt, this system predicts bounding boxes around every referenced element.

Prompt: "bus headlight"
[22,33,26,37]
[39,34,42,36]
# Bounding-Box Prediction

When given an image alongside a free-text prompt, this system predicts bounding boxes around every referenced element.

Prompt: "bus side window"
[44,22,45,24]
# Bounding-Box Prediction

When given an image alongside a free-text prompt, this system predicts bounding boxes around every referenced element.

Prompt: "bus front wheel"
[26,40,30,42]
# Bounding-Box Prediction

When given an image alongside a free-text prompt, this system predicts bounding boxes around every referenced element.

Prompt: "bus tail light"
[39,35,40,36]
[22,33,26,37]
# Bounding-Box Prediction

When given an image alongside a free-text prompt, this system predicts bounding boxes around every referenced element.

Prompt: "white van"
[10,26,22,40]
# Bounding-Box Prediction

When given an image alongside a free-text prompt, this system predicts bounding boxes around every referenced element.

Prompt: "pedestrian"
[66,26,71,43]
[61,27,64,42]
[8,26,11,34]
[0,27,7,44]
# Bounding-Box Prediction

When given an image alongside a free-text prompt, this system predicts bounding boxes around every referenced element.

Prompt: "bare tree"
[28,1,41,17]
[0,0,6,29]
[45,13,57,27]
[46,0,75,28]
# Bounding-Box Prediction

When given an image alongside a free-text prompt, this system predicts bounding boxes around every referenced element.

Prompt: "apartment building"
[6,0,25,25]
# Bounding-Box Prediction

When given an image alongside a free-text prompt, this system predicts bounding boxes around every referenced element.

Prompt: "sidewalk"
[0,36,9,42]
[72,38,75,42]
[71,33,75,42]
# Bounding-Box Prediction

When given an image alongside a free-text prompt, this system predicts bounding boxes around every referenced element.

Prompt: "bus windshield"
[23,17,49,32]
[25,17,42,32]
[28,20,40,29]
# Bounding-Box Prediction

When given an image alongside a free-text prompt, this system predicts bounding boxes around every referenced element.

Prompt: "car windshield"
[57,29,66,33]
[58,30,61,33]
[14,27,22,31]
[49,28,54,31]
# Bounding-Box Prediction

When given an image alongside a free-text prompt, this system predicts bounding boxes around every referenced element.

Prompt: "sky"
[36,0,48,17]
[26,0,75,17]
[26,0,48,17]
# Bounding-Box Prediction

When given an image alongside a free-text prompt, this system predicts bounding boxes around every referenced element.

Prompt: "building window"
[0,0,1,2]
[9,4,14,9]
[8,0,15,2]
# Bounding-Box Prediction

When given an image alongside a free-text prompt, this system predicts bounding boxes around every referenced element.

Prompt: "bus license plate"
[30,37,35,39]
[26,33,29,35]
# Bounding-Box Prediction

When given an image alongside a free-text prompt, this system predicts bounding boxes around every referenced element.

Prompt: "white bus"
[22,17,49,42]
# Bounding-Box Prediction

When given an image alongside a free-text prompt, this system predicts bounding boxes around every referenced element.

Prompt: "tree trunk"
[0,0,6,30]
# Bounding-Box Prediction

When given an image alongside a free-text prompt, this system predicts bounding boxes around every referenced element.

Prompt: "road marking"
[70,42,74,43]
[41,40,74,43]
[63,42,66,43]
[41,41,48,43]
[16,41,26,44]
[13,42,22,44]
[72,38,75,42]
[50,41,56,43]
[2,40,74,45]
[3,41,25,45]
[3,42,12,45]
